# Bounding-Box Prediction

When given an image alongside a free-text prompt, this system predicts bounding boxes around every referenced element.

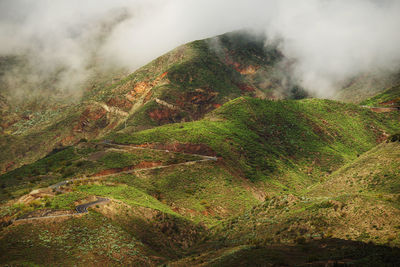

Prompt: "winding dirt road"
[75,197,110,213]
[12,143,216,223]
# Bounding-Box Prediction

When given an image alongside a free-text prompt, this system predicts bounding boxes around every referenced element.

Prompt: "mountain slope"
[334,71,400,104]
[1,29,400,266]
[0,31,293,174]
[111,97,399,187]
[361,84,400,107]
[1,96,399,266]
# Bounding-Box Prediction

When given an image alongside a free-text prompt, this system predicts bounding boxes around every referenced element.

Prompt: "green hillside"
[0,31,295,175]
[1,95,400,266]
[1,29,400,266]
[361,84,400,107]
[111,97,399,187]
[178,141,400,266]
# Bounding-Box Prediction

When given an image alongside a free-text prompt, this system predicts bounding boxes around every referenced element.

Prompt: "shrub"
[387,133,400,143]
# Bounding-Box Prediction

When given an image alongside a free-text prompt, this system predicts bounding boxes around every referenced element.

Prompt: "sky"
[1,0,400,97]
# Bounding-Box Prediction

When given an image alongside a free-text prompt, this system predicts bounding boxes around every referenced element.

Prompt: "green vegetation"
[49,191,88,210]
[1,31,400,266]
[361,84,400,106]
[111,97,400,185]
[0,212,153,266]
[0,147,77,183]
[106,162,259,225]
[0,144,202,202]
[78,184,177,215]
[310,141,400,199]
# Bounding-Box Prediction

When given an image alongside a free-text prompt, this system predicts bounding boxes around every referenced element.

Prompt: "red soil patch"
[237,83,256,92]
[224,54,258,74]
[126,72,168,103]
[148,108,180,124]
[73,106,108,133]
[160,72,168,79]
[126,82,151,102]
[135,161,163,169]
[92,168,130,177]
[213,104,222,108]
[175,88,218,108]
[107,120,119,130]
[144,91,153,103]
[5,161,15,172]
[238,65,258,75]
[107,96,133,111]
[61,135,77,146]
[380,98,400,106]
[370,107,397,113]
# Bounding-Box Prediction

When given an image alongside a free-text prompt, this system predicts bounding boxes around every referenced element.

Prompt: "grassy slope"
[1,97,400,266]
[0,212,161,266]
[111,97,400,190]
[172,142,400,266]
[113,31,285,131]
[0,142,203,202]
[0,31,284,174]
[310,141,400,199]
[361,84,400,107]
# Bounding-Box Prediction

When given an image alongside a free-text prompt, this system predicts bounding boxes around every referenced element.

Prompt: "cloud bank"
[1,0,400,98]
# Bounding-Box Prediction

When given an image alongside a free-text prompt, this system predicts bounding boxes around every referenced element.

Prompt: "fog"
[1,0,400,98]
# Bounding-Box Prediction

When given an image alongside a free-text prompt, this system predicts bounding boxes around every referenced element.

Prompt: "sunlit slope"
[111,97,400,189]
[361,84,400,107]
[0,31,288,174]
[171,141,400,267]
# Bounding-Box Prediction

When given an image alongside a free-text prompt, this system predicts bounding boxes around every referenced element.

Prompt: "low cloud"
[1,0,399,98]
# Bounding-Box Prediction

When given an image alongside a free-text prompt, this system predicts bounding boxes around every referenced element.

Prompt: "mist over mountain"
[1,1,400,266]
[1,0,400,98]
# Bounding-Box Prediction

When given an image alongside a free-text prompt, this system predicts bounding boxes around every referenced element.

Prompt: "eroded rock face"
[148,107,182,125]
[236,83,256,92]
[125,72,169,104]
[106,96,133,112]
[148,87,220,125]
[73,106,108,133]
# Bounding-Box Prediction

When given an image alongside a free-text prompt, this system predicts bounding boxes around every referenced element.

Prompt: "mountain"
[0,31,301,174]
[361,84,400,107]
[1,31,400,266]
[334,71,400,104]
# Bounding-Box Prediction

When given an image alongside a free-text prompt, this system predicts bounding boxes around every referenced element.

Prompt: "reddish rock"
[237,83,256,92]
[5,161,15,172]
[160,71,168,79]
[73,106,108,133]
[134,161,163,169]
[149,108,180,124]
[107,96,133,111]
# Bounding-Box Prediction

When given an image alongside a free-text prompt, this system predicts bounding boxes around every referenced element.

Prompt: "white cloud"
[1,0,399,97]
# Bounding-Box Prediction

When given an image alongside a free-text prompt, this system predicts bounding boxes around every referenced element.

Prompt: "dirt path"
[11,143,216,224]
[13,197,110,223]
[75,197,110,213]
[106,142,217,159]
[360,105,400,112]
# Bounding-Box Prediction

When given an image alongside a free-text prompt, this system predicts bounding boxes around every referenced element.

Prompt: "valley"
[0,31,400,266]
